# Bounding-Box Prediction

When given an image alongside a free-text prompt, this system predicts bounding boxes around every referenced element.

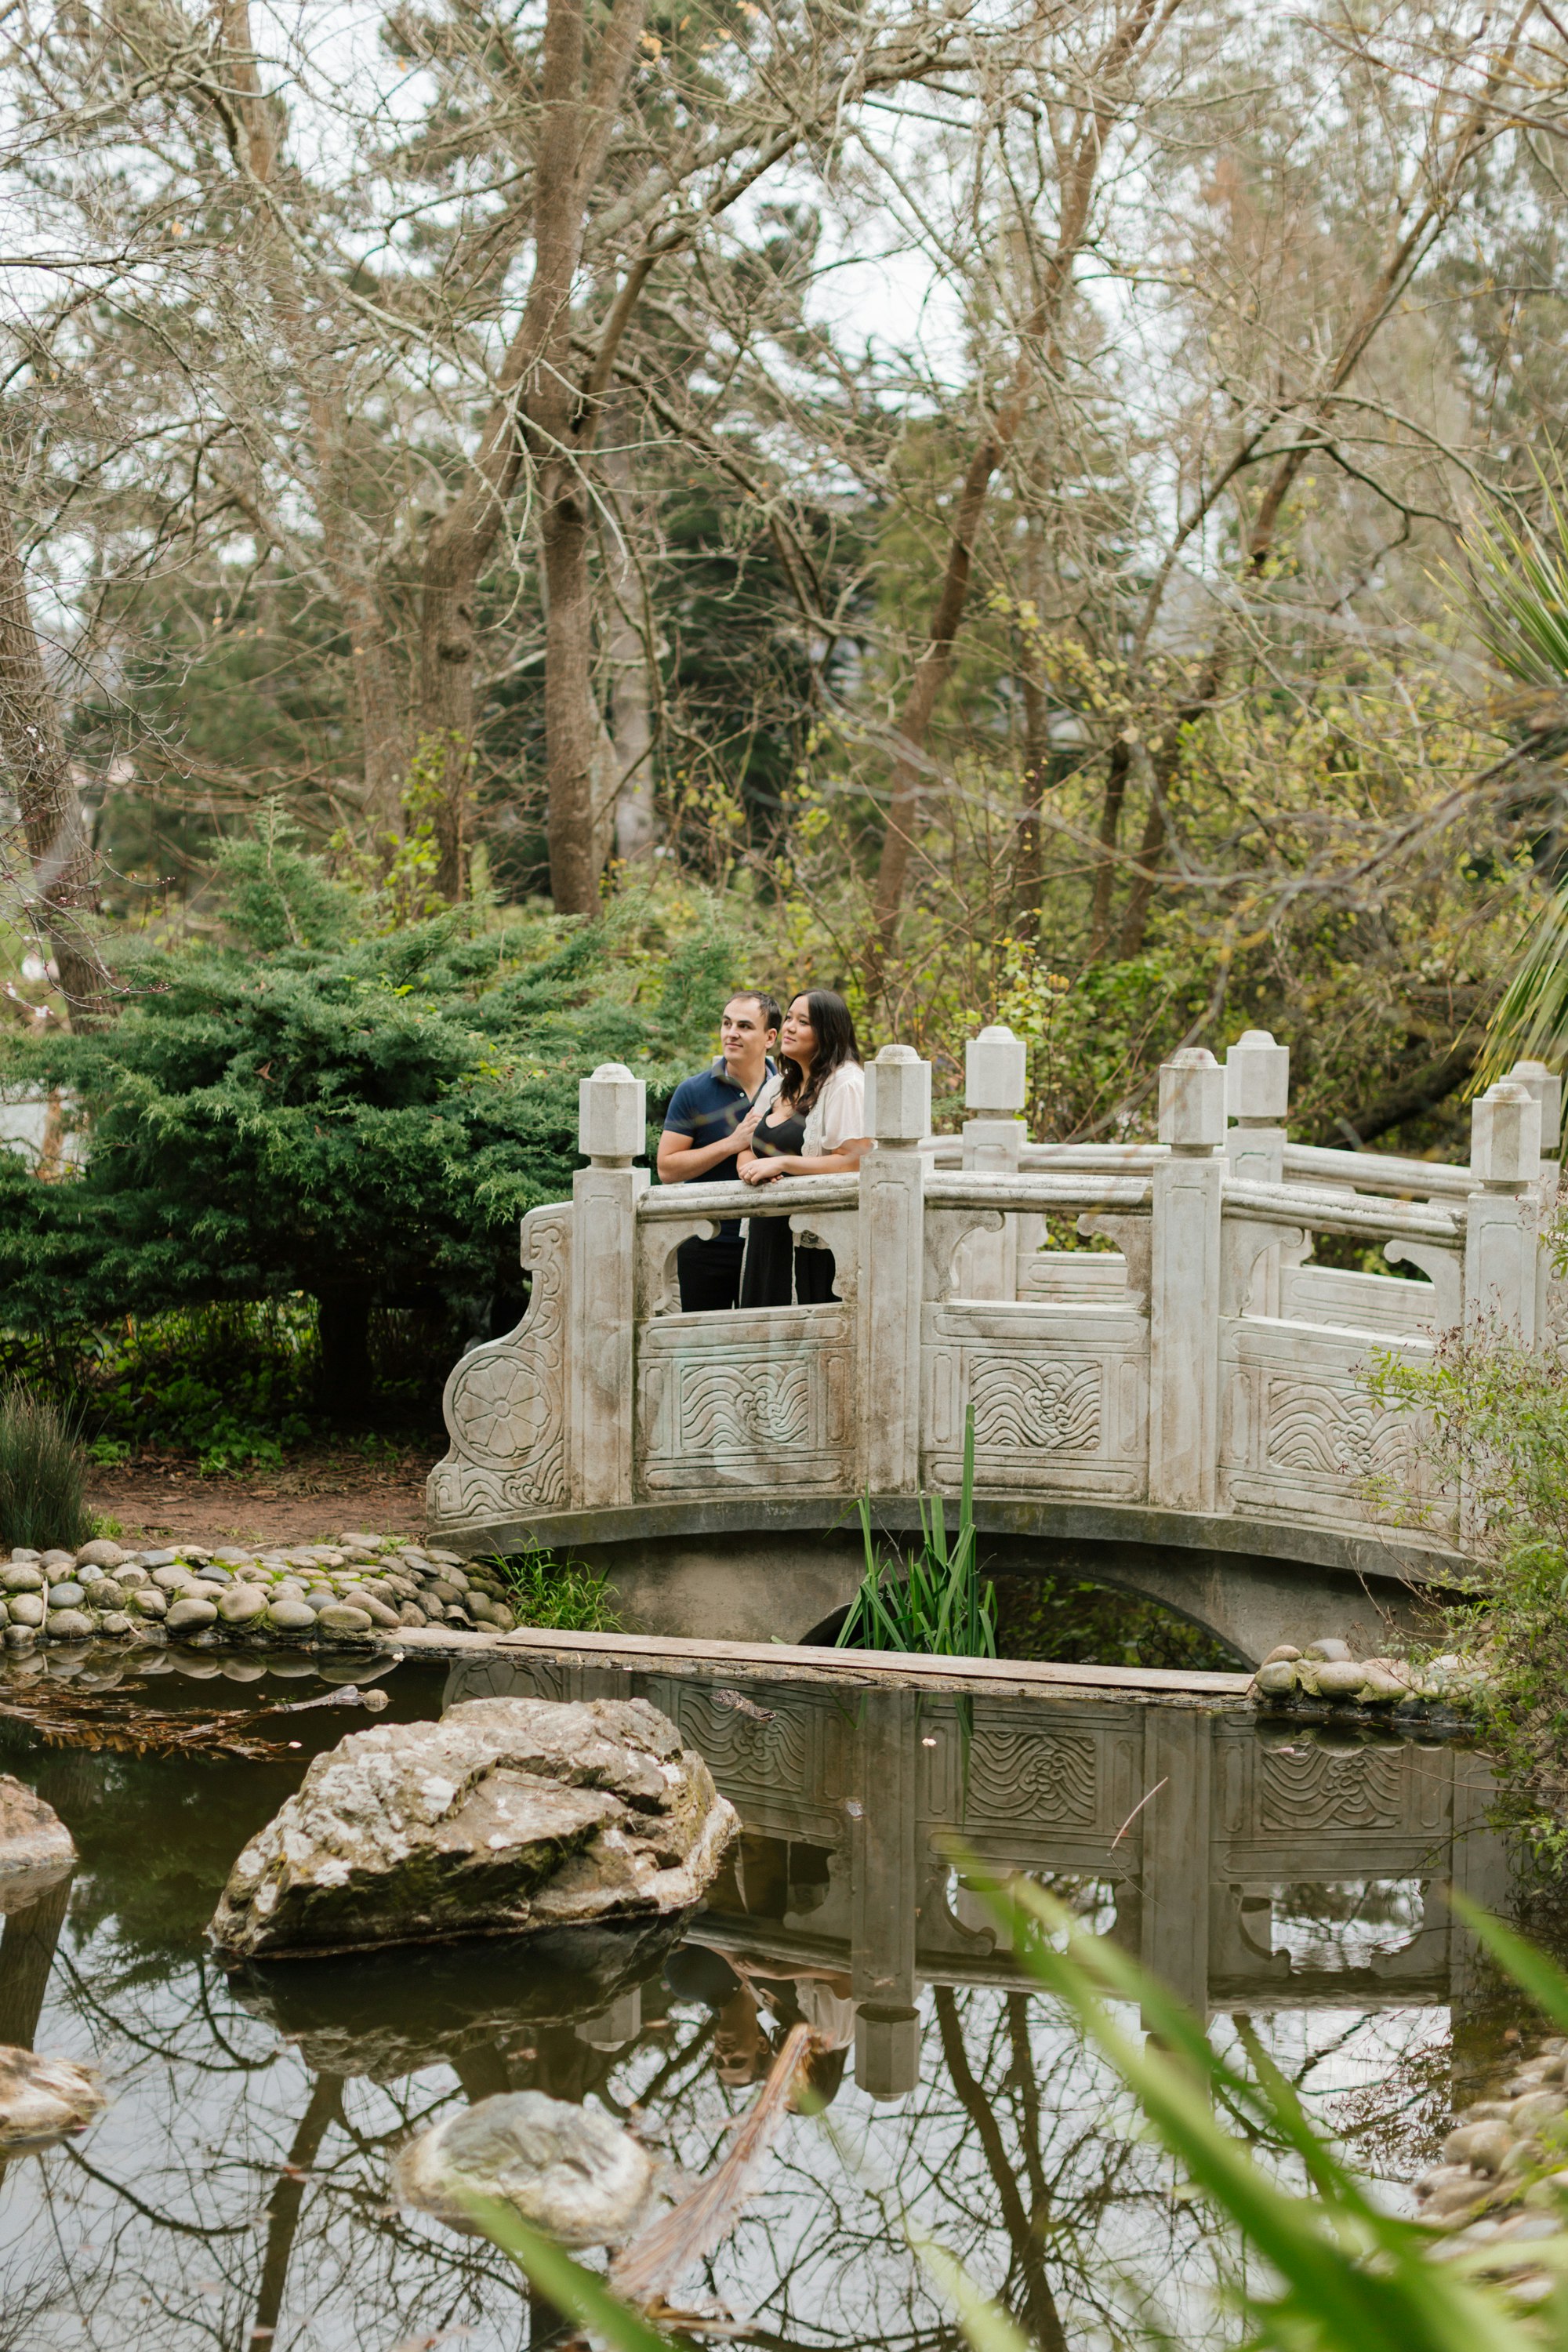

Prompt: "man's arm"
[657,1123,744,1182]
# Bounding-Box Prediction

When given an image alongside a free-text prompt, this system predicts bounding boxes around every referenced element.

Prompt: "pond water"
[0,1645,1541,2350]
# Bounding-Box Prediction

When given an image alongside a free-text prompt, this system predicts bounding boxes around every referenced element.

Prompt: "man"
[657,991,782,1311]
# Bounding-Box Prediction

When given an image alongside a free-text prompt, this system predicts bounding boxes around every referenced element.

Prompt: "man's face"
[720,998,777,1065]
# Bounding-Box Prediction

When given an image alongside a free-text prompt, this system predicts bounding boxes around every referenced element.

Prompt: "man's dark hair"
[727,989,782,1033]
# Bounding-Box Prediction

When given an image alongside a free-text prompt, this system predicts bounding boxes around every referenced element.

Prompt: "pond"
[0,1644,1540,2350]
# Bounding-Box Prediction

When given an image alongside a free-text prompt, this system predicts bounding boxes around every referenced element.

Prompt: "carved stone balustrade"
[428,1030,1558,1653]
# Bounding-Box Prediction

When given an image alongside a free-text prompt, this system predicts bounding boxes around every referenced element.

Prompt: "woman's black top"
[737,1105,840,1309]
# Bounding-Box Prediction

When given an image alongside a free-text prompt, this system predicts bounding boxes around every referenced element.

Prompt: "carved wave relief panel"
[1220,1323,1428,1525]
[953,1729,1101,1830]
[924,1312,1149,1498]
[637,1321,853,1492]
[1259,1744,1410,1833]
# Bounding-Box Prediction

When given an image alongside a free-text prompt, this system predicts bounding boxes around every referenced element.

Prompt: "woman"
[736,989,871,1305]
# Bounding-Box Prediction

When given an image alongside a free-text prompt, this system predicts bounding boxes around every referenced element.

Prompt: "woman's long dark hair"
[779,989,861,1112]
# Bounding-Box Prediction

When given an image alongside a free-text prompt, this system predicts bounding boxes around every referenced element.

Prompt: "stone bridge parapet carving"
[430,1022,1561,1606]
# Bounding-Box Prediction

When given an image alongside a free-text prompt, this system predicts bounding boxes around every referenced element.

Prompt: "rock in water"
[0,2047,106,2148]
[0,1774,75,1909]
[394,2089,655,2243]
[208,1696,739,1960]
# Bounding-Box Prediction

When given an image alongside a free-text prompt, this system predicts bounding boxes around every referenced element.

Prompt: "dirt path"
[85,1447,435,1548]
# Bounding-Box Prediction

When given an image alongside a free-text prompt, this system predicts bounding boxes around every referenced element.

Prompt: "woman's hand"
[742,1152,793,1183]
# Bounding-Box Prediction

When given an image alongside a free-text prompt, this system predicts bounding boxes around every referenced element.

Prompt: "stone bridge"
[428,1027,1562,1662]
[452,1650,1508,2096]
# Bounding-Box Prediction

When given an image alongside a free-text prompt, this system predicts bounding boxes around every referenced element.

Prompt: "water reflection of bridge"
[450,1656,1509,2096]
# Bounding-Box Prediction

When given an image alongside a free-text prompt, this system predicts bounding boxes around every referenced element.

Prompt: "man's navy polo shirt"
[662,1058,774,1237]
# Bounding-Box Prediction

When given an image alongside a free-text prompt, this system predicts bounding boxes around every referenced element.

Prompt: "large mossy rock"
[208,1697,737,1961]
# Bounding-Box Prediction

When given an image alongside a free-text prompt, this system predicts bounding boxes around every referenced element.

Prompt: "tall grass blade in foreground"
[0,1381,92,1552]
[971,1864,1568,2351]
[837,1408,996,1657]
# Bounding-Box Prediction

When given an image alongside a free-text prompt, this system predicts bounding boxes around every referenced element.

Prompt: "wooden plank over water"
[383,1620,1255,1700]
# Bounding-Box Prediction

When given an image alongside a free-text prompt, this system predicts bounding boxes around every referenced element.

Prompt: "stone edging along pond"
[0,1531,518,1649]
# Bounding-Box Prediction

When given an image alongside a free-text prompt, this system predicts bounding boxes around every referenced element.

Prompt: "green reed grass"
[0,1381,93,1552]
[836,1408,996,1657]
[492,1545,622,1632]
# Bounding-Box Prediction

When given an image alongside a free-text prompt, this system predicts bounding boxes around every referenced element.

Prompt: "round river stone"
[82,1579,123,1611]
[317,1604,373,1638]
[74,1539,126,1570]
[8,1595,43,1628]
[0,1566,42,1594]
[45,1610,93,1639]
[1314,1661,1369,1698]
[216,1584,269,1625]
[43,1582,85,1610]
[339,1589,399,1628]
[98,1613,134,1638]
[166,1597,219,1633]
[130,1587,168,1617]
[266,1599,318,1633]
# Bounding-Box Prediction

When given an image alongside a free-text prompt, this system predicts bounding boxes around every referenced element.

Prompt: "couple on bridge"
[655,987,874,1312]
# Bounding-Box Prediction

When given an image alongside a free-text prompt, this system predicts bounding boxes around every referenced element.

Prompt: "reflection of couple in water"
[662,1825,854,2104]
[658,988,873,1313]
[664,1941,854,2106]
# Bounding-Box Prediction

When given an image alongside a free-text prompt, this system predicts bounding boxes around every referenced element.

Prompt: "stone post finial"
[1225,1029,1290,1126]
[579,1062,646,1167]
[1471,1080,1542,1192]
[1507,1059,1563,1160]
[1158,1047,1226,1154]
[964,1024,1026,1114]
[866,1044,931,1147]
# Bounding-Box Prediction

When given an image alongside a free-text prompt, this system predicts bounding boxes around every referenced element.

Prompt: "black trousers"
[677,1231,746,1312]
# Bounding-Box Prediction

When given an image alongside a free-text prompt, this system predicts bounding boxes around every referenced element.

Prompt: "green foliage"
[0,1382,93,1552]
[492,1548,622,1632]
[837,1413,996,1657]
[1363,1322,1568,1860]
[0,862,748,1365]
[212,804,359,953]
[1453,478,1568,1087]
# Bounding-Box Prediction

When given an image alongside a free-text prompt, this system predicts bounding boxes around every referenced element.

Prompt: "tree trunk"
[413,0,646,913]
[1015,662,1047,937]
[247,2074,343,2352]
[315,1284,374,1409]
[216,2,408,830]
[0,1875,70,2049]
[602,416,655,864]
[542,458,601,914]
[864,0,1171,996]
[0,487,115,1025]
[1087,738,1131,956]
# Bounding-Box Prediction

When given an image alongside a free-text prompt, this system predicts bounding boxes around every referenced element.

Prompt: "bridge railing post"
[862,1044,931,1494]
[958,1022,1027,1298]
[1465,1079,1541,1346]
[572,1062,648,1509]
[1149,1047,1225,1512]
[1225,1028,1290,1315]
[1504,1058,1561,1339]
